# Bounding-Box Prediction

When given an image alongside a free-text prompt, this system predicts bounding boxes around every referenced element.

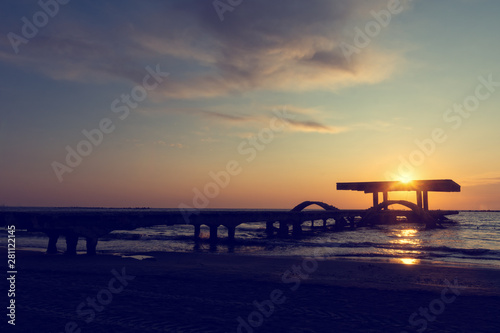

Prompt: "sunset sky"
[1,0,499,210]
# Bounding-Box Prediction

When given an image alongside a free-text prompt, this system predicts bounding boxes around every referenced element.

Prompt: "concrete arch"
[372,200,422,213]
[291,201,339,212]
[362,200,436,228]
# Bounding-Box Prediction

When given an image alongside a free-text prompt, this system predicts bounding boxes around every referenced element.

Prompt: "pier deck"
[0,204,458,255]
[0,178,461,255]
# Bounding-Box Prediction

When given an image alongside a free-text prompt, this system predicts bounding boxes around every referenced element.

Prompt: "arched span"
[291,201,339,212]
[372,200,422,213]
[363,200,436,228]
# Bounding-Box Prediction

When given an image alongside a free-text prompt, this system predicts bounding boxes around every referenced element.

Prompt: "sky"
[1,0,499,210]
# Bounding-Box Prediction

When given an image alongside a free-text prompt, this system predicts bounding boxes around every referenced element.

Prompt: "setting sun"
[399,176,413,184]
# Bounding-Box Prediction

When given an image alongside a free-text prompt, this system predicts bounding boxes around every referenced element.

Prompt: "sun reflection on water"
[399,258,420,265]
[391,228,422,246]
[382,227,425,261]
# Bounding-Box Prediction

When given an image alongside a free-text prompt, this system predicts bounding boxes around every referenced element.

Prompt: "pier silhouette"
[0,179,460,255]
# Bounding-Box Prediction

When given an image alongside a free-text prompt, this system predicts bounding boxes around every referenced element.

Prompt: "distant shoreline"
[458,210,500,212]
[2,205,500,212]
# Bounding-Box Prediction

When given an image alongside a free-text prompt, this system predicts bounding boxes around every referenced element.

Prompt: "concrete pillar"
[47,232,59,254]
[65,234,78,255]
[349,216,356,229]
[383,191,388,210]
[322,219,327,229]
[265,221,274,236]
[278,221,288,237]
[334,217,345,231]
[86,237,98,256]
[416,190,423,209]
[194,224,201,239]
[372,192,379,207]
[227,226,235,242]
[423,191,429,211]
[209,225,218,242]
[292,221,302,238]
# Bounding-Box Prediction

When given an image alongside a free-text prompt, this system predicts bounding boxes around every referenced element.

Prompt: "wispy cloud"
[207,110,346,135]
[286,119,346,134]
[196,110,249,122]
[460,173,500,187]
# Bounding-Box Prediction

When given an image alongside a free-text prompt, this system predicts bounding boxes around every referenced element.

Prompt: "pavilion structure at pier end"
[336,179,461,211]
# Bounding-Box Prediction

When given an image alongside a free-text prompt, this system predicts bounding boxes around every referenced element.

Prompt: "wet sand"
[5,249,500,332]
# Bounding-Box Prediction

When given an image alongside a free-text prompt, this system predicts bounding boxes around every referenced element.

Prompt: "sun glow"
[399,175,413,184]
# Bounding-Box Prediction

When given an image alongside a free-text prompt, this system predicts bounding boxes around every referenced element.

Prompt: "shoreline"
[8,244,500,271]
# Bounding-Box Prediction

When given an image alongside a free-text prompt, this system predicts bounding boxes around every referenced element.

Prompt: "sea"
[4,211,500,268]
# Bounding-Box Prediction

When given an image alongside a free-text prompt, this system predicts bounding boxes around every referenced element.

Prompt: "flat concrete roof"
[336,179,461,193]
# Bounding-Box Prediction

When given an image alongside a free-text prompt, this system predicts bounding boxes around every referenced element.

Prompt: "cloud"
[460,174,500,187]
[286,119,346,134]
[195,110,249,122]
[186,106,345,134]
[0,0,403,99]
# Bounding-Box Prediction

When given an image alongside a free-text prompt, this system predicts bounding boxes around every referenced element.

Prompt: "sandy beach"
[3,1,500,332]
[3,248,500,333]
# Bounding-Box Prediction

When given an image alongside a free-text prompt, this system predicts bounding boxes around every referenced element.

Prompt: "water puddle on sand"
[120,254,156,261]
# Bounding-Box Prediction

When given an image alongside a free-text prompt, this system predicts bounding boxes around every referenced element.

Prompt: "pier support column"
[322,219,327,229]
[209,225,218,243]
[265,221,274,236]
[292,221,302,238]
[46,231,59,254]
[193,224,201,239]
[65,233,78,255]
[334,217,346,231]
[423,191,429,211]
[416,190,423,209]
[227,226,235,242]
[86,237,98,256]
[383,192,388,210]
[278,222,288,237]
[348,216,356,230]
[372,192,379,207]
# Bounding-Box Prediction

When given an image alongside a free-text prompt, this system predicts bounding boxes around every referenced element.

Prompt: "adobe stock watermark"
[340,0,411,63]
[236,250,325,333]
[385,74,499,181]
[213,0,243,22]
[7,0,71,54]
[51,64,169,182]
[179,107,296,222]
[401,278,461,333]
[52,267,135,333]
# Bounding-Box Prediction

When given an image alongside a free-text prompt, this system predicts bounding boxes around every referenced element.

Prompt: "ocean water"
[7,212,500,267]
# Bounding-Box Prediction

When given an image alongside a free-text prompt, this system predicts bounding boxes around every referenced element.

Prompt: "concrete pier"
[0,179,461,254]
[0,207,459,254]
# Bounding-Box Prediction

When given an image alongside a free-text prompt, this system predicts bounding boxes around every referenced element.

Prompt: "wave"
[101,231,500,259]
